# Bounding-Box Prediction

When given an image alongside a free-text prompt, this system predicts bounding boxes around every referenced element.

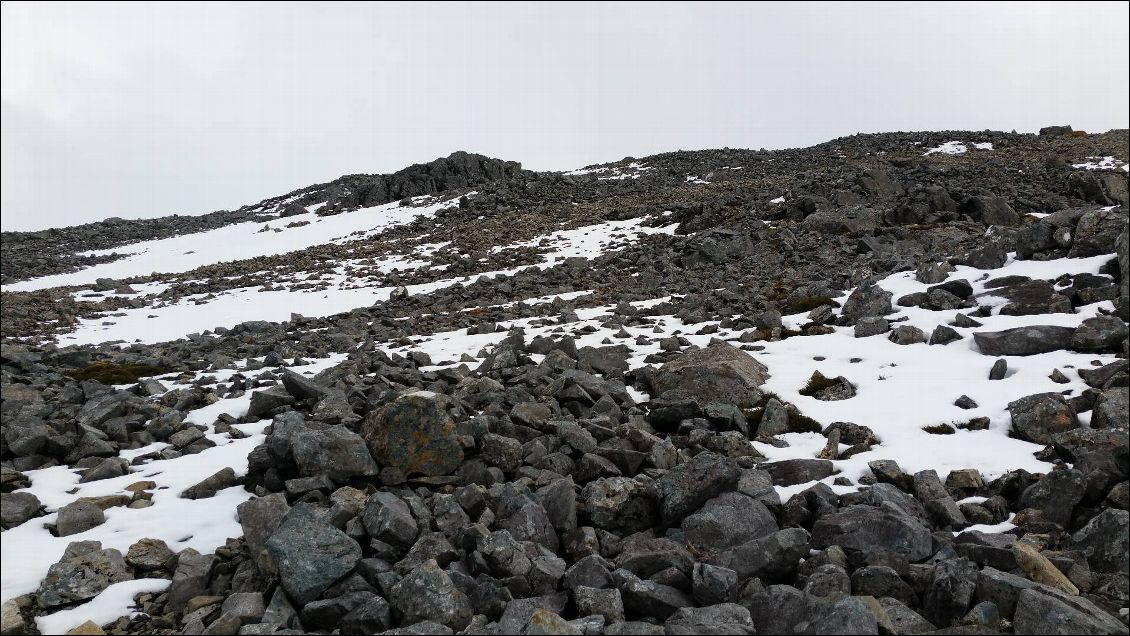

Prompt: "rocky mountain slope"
[0,126,1128,635]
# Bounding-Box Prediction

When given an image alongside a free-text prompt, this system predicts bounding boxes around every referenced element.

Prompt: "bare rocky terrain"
[1,125,1128,635]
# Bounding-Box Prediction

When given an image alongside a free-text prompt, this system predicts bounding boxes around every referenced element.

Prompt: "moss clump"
[786,406,823,433]
[923,423,956,435]
[786,296,840,314]
[743,390,823,434]
[65,362,166,384]
[798,370,839,397]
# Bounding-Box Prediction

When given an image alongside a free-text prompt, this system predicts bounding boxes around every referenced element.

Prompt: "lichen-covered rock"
[390,559,473,630]
[36,542,132,609]
[264,503,362,606]
[361,390,463,476]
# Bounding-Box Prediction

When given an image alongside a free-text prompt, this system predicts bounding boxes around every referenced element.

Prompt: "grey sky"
[2,2,1127,232]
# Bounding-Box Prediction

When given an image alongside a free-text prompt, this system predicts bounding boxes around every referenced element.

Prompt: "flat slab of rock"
[973,326,1075,356]
[649,342,768,409]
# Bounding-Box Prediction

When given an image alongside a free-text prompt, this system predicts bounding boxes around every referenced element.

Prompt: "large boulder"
[36,542,132,609]
[973,326,1075,356]
[390,559,473,630]
[264,503,362,605]
[648,343,768,409]
[682,492,778,552]
[654,452,740,525]
[709,528,811,581]
[1068,207,1126,257]
[291,426,378,481]
[581,477,659,535]
[1013,586,1125,634]
[811,502,933,561]
[0,492,40,529]
[1067,508,1129,574]
[361,390,463,476]
[963,196,1021,226]
[1091,387,1129,429]
[1008,393,1079,444]
[840,283,893,325]
[1070,316,1128,352]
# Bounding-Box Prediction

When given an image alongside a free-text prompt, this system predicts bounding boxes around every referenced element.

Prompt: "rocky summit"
[1,129,1128,636]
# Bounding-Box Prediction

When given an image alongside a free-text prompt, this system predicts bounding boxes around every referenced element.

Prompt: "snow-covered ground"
[3,196,459,293]
[922,141,993,156]
[1072,156,1129,172]
[49,216,678,347]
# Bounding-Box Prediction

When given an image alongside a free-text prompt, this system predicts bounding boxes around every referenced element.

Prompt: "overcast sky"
[2,2,1127,231]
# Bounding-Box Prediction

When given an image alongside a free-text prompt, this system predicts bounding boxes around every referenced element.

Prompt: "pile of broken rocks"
[4,319,1127,635]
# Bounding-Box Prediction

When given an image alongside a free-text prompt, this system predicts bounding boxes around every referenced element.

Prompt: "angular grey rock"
[360,390,463,476]
[973,326,1076,356]
[1067,508,1129,574]
[655,451,740,525]
[614,537,694,578]
[581,477,659,535]
[573,585,625,623]
[1018,468,1086,528]
[962,245,1008,269]
[265,502,362,605]
[692,562,738,606]
[923,557,978,628]
[963,195,1020,226]
[536,477,578,533]
[1008,392,1079,444]
[1092,387,1129,429]
[342,595,392,634]
[1,492,40,529]
[390,559,473,630]
[682,492,778,552]
[710,527,811,581]
[807,595,881,635]
[55,500,105,536]
[840,283,893,325]
[888,325,926,345]
[125,537,174,572]
[481,432,524,471]
[1013,586,1125,635]
[1068,208,1125,257]
[280,369,330,400]
[913,469,967,528]
[166,548,216,612]
[362,491,419,548]
[762,458,834,487]
[612,568,694,621]
[291,426,378,481]
[664,604,755,635]
[853,316,890,338]
[36,543,132,609]
[649,342,768,408]
[181,467,237,499]
[929,325,963,346]
[237,493,290,558]
[247,386,295,418]
[1070,316,1128,351]
[811,502,933,561]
